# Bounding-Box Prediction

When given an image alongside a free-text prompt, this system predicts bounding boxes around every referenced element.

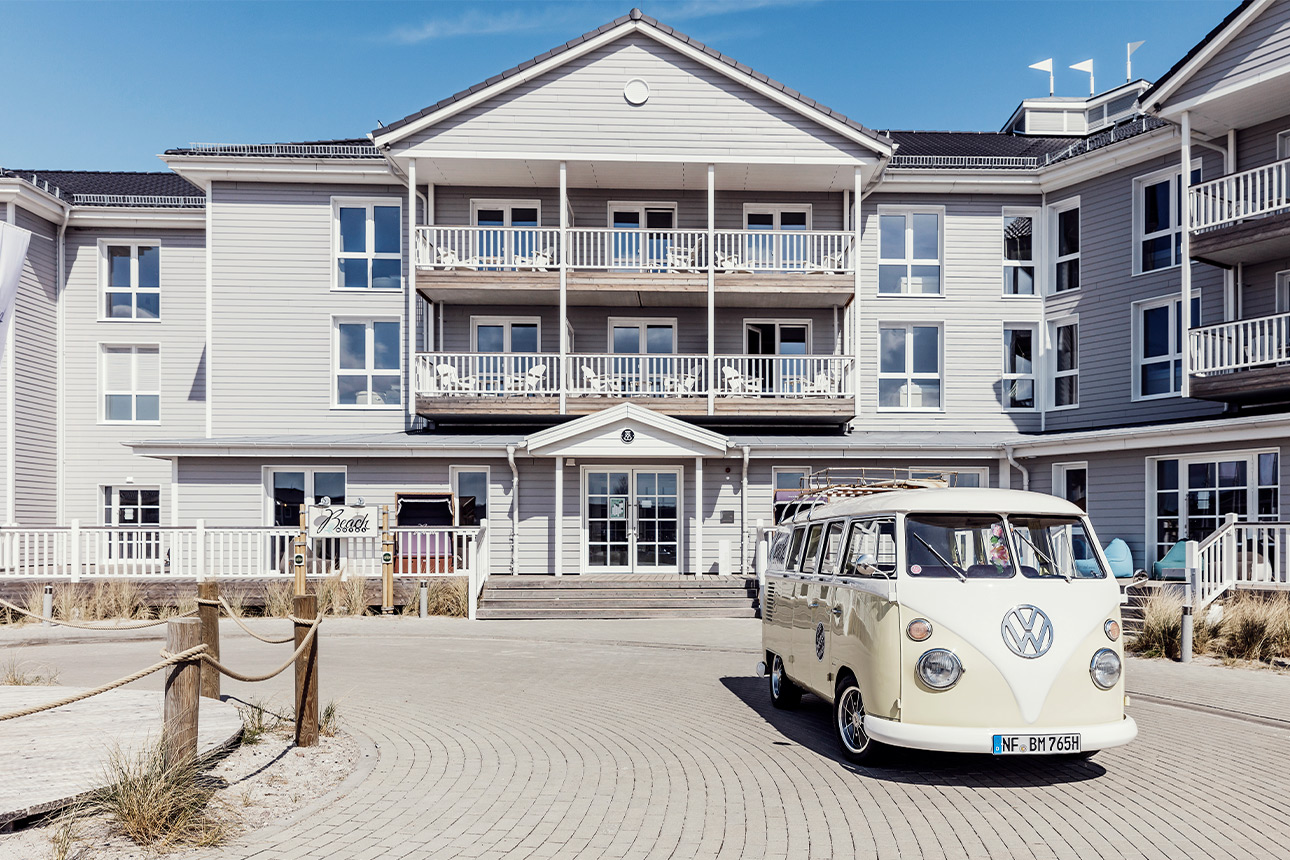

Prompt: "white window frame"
[913,466,990,488]
[101,485,163,527]
[1052,461,1089,513]
[332,197,403,291]
[1132,161,1202,276]
[607,317,678,354]
[1132,292,1201,401]
[332,317,402,410]
[1049,197,1080,295]
[1276,270,1290,313]
[741,203,814,231]
[1002,207,1039,297]
[1048,315,1079,411]
[99,343,160,424]
[472,199,544,226]
[450,465,491,527]
[772,466,813,493]
[877,206,945,296]
[607,201,677,227]
[470,316,543,353]
[877,322,943,412]
[743,319,814,355]
[1277,130,1290,160]
[1002,323,1038,412]
[261,466,349,526]
[98,240,161,322]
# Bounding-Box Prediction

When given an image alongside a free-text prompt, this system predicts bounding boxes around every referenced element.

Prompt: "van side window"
[840,518,898,577]
[819,521,846,576]
[769,532,790,567]
[799,524,824,573]
[786,527,807,570]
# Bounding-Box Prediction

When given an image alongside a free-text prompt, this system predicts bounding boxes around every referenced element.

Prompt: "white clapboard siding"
[1169,0,1290,105]
[12,208,59,525]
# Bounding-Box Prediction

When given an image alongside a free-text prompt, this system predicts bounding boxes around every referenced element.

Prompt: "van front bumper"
[864,714,1137,754]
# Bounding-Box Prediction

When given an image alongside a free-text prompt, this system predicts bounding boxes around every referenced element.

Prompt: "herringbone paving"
[3,617,1289,859]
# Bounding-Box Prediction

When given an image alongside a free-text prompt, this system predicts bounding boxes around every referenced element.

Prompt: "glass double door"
[585,469,681,573]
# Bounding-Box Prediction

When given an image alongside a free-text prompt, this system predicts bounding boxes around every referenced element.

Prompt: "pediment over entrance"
[524,403,729,458]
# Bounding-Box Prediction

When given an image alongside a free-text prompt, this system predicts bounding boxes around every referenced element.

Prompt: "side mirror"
[856,553,880,576]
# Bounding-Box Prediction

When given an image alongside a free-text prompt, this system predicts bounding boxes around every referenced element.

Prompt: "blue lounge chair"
[1153,541,1187,580]
[1103,538,1135,578]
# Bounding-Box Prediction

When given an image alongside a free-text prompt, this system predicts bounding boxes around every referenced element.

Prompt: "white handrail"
[565,228,707,271]
[415,226,561,271]
[1192,518,1290,609]
[1189,311,1290,375]
[415,353,561,396]
[713,355,853,398]
[712,230,853,273]
[567,353,709,397]
[1190,156,1290,231]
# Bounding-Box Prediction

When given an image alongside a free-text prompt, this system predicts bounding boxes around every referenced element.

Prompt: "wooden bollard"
[197,582,220,700]
[163,618,202,766]
[381,506,395,615]
[293,594,319,747]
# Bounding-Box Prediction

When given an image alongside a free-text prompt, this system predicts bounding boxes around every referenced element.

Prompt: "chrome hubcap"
[838,687,868,753]
[771,656,783,698]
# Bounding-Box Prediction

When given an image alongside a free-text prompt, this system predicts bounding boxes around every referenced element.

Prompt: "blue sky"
[1,0,1233,173]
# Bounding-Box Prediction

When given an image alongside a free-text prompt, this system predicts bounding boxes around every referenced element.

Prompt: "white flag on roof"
[0,222,32,361]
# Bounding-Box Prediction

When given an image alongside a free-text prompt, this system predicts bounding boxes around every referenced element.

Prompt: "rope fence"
[0,596,197,629]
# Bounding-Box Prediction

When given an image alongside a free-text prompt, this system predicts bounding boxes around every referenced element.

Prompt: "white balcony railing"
[1190,157,1290,232]
[1189,311,1290,376]
[414,226,855,273]
[416,353,854,400]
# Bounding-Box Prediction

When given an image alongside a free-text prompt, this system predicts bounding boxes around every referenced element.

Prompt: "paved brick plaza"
[4,617,1289,859]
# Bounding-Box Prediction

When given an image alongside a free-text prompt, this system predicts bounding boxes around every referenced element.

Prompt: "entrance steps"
[477,574,759,620]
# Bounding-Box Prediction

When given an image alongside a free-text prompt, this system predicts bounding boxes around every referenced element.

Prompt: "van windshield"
[1008,516,1107,579]
[905,514,1014,578]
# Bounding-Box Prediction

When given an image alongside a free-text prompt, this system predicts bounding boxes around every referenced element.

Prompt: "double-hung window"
[335,319,401,407]
[101,345,160,422]
[879,209,942,295]
[102,242,160,320]
[1051,201,1080,292]
[1134,164,1202,273]
[1002,210,1036,295]
[1053,462,1088,512]
[1133,293,1201,399]
[878,323,941,410]
[1050,318,1078,409]
[1002,326,1036,410]
[334,199,401,289]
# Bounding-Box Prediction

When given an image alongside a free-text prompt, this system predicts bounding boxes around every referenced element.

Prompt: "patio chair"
[435,364,475,393]
[509,364,548,393]
[434,247,480,271]
[802,372,836,396]
[514,247,555,272]
[666,240,704,273]
[581,366,622,395]
[805,247,851,274]
[715,251,754,273]
[664,372,700,396]
[721,366,761,397]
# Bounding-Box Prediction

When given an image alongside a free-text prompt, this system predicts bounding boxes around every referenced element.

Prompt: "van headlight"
[917,649,962,690]
[1090,648,1122,690]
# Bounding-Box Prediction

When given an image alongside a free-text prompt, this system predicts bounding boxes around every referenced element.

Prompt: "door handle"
[831,606,843,616]
[808,601,820,608]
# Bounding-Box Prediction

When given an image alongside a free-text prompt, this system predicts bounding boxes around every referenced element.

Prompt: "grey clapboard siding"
[1241,259,1287,317]
[397,33,871,164]
[211,182,408,436]
[12,208,59,525]
[63,226,207,525]
[1234,112,1290,169]
[1169,0,1290,105]
[1041,149,1227,431]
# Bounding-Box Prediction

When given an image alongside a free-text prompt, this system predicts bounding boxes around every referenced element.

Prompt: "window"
[799,523,825,573]
[1003,326,1036,410]
[878,324,941,410]
[1134,164,1202,273]
[101,243,160,320]
[818,521,846,576]
[1050,319,1078,409]
[267,468,346,527]
[472,317,541,353]
[1053,462,1088,512]
[1133,294,1201,399]
[773,467,813,523]
[334,319,401,407]
[103,486,161,560]
[1277,130,1290,160]
[451,467,490,526]
[906,514,1013,578]
[1051,201,1080,292]
[839,518,897,577]
[744,205,812,269]
[787,527,807,569]
[879,209,942,295]
[334,199,401,289]
[101,345,159,422]
[1276,270,1289,313]
[1002,210,1036,295]
[1150,451,1279,565]
[911,467,988,488]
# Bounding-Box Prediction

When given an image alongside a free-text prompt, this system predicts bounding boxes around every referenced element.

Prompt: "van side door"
[834,517,902,721]
[791,522,825,692]
[809,519,847,699]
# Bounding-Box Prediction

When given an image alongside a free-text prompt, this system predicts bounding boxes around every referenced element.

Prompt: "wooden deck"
[1190,364,1290,404]
[415,394,855,423]
[1191,208,1290,267]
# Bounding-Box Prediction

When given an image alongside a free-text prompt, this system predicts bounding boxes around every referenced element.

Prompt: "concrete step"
[477,606,758,620]
[486,578,755,590]
[482,587,755,600]
[481,597,752,609]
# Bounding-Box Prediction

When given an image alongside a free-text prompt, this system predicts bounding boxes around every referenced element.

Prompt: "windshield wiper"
[1012,527,1071,581]
[909,531,967,582]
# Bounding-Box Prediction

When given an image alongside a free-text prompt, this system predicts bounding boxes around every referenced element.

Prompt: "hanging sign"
[308,505,378,538]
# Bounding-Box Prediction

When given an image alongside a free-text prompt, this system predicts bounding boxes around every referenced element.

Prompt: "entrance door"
[585,468,681,573]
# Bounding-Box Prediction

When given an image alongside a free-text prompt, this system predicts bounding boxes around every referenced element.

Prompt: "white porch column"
[707,164,716,416]
[998,452,1012,490]
[1180,111,1193,399]
[554,456,564,576]
[694,457,704,576]
[852,167,863,419]
[559,162,569,414]
[406,158,417,424]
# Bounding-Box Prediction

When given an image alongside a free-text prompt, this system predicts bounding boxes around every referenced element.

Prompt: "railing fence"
[1189,311,1290,376]
[1190,156,1290,231]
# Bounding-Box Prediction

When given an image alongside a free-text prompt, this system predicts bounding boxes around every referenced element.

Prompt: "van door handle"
[830,606,843,616]
[808,601,820,608]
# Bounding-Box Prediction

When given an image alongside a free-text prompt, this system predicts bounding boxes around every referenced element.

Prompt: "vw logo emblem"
[1001,605,1054,659]
[621,428,635,444]
[814,621,826,661]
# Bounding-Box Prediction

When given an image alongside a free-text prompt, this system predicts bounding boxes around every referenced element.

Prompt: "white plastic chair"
[715,251,753,273]
[803,372,836,396]
[436,364,475,393]
[581,366,622,395]
[721,366,760,396]
[514,247,554,272]
[436,247,479,271]
[510,364,548,393]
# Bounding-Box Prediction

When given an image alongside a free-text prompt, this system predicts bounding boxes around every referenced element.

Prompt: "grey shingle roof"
[373,8,893,151]
[0,169,205,207]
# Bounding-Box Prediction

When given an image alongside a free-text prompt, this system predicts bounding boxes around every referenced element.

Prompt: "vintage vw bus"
[758,479,1136,763]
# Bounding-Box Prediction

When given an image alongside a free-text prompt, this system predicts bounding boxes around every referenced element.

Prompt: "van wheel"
[834,675,884,765]
[769,654,801,709]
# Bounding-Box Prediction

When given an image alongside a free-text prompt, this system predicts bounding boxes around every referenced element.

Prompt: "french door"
[584,468,681,573]
[1152,451,1280,564]
[746,321,810,394]
[610,205,676,270]
[611,319,676,394]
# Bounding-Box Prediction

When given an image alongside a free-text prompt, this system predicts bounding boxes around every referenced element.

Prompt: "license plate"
[992,733,1081,755]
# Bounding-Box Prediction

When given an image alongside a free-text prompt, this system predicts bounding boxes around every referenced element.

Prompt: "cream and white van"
[758,481,1136,763]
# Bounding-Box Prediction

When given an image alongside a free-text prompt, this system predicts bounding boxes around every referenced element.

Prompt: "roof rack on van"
[796,467,953,499]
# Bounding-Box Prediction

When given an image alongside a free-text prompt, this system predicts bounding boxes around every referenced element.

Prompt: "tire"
[769,653,802,709]
[834,675,886,765]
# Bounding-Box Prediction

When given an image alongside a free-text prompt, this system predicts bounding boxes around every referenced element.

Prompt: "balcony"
[413,226,855,306]
[1188,311,1290,403]
[414,352,855,423]
[1189,157,1290,266]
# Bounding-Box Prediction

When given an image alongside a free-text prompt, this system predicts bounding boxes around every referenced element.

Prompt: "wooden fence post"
[163,618,202,766]
[294,507,308,596]
[381,506,395,614]
[197,581,220,700]
[293,594,319,747]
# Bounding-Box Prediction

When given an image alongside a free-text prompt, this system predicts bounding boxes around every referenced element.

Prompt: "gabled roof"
[0,169,204,207]
[1138,0,1262,110]
[525,403,730,457]
[372,8,892,156]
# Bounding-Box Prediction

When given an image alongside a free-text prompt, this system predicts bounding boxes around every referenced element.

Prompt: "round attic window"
[623,78,650,106]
